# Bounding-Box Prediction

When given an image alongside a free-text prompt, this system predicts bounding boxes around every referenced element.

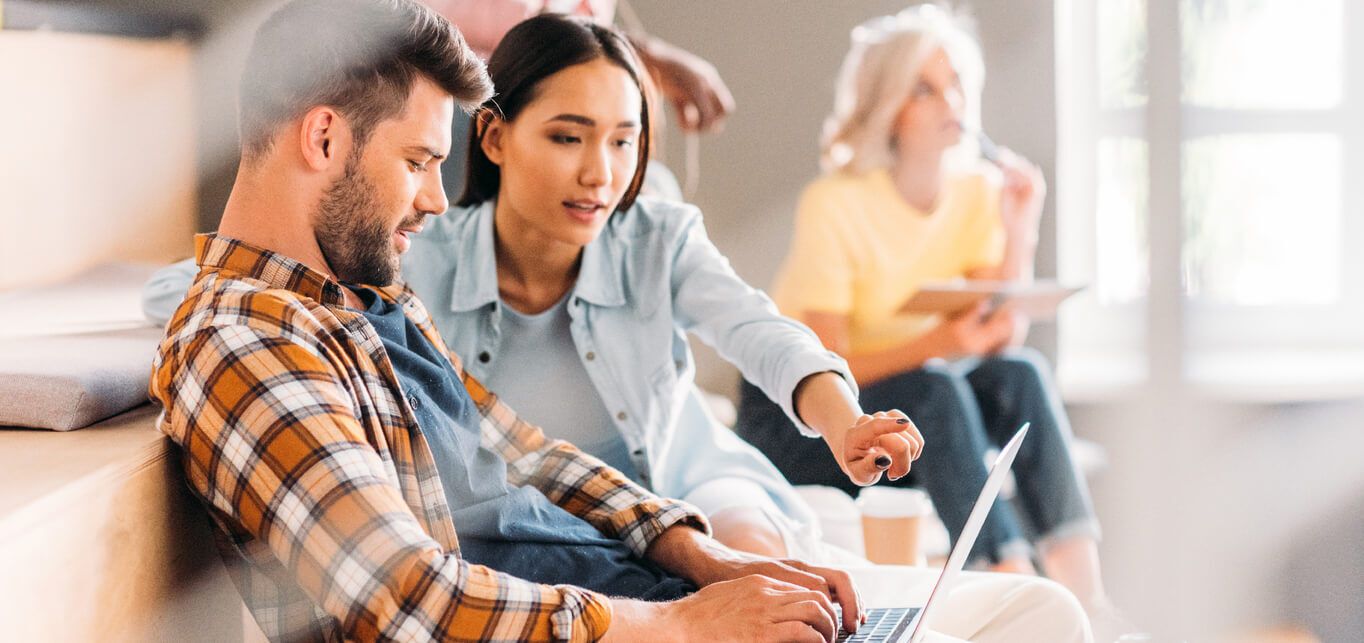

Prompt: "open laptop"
[837,423,1030,643]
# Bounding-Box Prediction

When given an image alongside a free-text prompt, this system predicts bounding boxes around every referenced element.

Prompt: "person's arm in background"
[421,1,735,133]
[628,33,735,133]
[420,0,537,58]
[141,258,198,326]
[963,148,1047,349]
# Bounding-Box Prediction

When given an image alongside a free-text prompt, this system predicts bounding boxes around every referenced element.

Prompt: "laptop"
[837,423,1030,643]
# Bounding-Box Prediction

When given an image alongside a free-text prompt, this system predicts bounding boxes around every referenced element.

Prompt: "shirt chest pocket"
[647,331,690,411]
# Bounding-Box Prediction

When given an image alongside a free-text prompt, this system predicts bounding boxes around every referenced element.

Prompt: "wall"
[0,29,196,290]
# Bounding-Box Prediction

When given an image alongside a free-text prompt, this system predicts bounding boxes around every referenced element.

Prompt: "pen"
[957,120,1004,167]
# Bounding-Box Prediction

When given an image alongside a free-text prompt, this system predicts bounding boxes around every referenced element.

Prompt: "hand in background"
[989,308,1029,353]
[635,36,736,133]
[923,302,1017,359]
[994,147,1046,239]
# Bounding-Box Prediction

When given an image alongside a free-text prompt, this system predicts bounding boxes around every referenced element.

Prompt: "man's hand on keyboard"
[606,574,846,643]
[636,525,866,639]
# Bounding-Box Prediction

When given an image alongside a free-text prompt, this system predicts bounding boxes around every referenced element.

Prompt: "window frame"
[1055,0,1364,401]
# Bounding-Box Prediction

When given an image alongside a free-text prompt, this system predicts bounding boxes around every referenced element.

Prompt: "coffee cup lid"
[855,486,931,518]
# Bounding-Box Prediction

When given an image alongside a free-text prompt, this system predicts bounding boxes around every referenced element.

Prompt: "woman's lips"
[563,201,605,223]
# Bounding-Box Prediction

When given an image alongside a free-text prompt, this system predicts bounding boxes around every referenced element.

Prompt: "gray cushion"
[0,328,162,431]
[0,263,166,431]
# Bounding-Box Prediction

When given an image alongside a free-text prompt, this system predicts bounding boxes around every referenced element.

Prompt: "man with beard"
[149,1,875,641]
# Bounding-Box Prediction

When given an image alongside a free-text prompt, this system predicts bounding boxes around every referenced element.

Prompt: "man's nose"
[420,166,450,215]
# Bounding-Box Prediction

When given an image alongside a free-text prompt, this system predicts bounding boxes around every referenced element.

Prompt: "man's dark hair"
[458,14,654,211]
[239,0,492,159]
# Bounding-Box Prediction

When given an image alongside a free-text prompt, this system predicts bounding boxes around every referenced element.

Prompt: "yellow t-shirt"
[771,168,1005,355]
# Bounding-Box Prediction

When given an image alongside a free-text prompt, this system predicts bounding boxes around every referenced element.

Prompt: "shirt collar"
[447,201,503,312]
[447,200,626,312]
[195,233,347,306]
[575,219,626,308]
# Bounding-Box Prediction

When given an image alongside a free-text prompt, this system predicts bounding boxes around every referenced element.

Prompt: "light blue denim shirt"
[402,197,854,524]
[139,197,854,526]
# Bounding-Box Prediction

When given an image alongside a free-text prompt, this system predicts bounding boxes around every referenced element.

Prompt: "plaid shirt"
[149,234,707,642]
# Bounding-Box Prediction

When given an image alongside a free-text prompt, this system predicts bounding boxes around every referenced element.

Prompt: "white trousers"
[849,565,1093,643]
[687,478,1093,642]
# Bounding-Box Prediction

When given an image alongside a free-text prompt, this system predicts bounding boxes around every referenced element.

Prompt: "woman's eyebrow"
[547,113,640,129]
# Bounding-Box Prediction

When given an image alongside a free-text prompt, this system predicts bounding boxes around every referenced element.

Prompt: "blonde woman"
[735,4,1128,629]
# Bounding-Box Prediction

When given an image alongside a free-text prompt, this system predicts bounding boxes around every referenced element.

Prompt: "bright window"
[1056,0,1364,400]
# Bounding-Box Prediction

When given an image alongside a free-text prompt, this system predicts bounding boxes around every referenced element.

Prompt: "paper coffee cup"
[856,487,931,566]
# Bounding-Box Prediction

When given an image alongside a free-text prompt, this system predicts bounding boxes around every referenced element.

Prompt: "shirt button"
[633,448,644,456]
[585,351,596,361]
[675,360,684,370]
[478,351,491,363]
[408,395,421,410]
[616,411,628,421]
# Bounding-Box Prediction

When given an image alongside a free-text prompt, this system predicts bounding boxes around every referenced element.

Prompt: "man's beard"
[314,158,413,287]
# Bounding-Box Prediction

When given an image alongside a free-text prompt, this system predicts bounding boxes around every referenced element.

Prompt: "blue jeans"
[736,347,1099,565]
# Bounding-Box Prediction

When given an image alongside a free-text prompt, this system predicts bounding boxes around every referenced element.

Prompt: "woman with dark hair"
[402,13,924,561]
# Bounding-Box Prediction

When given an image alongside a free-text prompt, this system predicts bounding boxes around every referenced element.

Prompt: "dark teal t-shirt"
[353,287,692,600]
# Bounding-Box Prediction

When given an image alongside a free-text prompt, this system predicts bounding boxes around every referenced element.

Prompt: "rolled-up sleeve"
[153,313,613,642]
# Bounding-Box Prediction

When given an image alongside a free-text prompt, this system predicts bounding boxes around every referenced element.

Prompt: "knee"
[981,348,1054,394]
[995,347,1049,378]
[1009,576,1093,642]
[902,364,970,409]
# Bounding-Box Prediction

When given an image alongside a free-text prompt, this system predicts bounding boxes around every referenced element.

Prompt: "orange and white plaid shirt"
[149,233,706,642]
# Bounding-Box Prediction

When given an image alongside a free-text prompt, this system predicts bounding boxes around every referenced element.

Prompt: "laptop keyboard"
[836,606,917,642]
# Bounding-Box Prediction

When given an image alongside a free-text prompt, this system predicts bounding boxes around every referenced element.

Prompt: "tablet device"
[898,280,1081,320]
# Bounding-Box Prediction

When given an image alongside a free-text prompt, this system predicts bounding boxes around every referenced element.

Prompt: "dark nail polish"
[895,418,909,424]
[874,455,891,468]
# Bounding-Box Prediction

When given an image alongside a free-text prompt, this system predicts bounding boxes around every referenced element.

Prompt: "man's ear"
[478,110,506,166]
[299,106,349,172]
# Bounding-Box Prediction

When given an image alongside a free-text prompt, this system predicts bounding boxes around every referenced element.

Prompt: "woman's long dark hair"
[457,14,653,210]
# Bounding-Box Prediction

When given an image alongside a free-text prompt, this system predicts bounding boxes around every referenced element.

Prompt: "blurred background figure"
[730,6,1128,636]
